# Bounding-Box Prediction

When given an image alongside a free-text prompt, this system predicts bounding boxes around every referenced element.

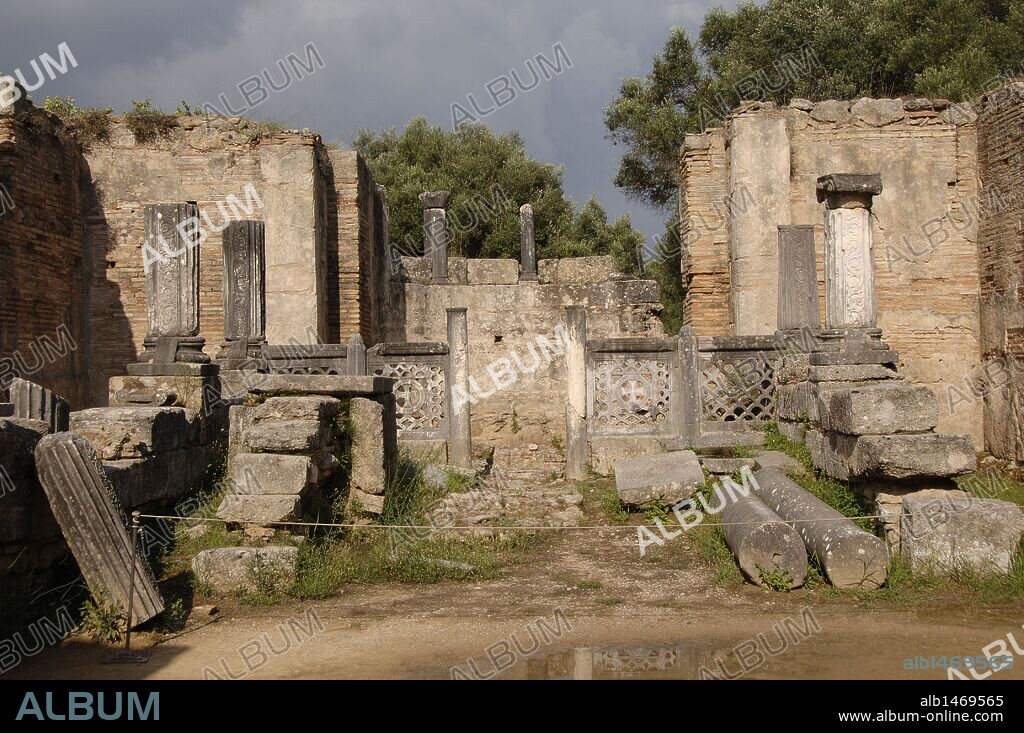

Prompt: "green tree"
[355,116,644,274]
[606,0,1024,210]
[645,214,685,335]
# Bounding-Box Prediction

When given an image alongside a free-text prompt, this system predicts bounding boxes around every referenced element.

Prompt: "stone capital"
[816,173,883,209]
[419,190,450,210]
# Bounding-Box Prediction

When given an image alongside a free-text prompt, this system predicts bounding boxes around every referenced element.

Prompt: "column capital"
[816,173,882,209]
[419,190,450,210]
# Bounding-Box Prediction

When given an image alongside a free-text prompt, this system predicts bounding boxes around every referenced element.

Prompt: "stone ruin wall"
[0,97,90,408]
[391,256,664,445]
[977,82,1024,461]
[681,97,985,448]
[1,98,390,410]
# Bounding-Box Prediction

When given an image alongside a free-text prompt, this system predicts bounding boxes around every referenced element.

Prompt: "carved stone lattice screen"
[264,344,348,375]
[587,338,679,436]
[368,343,449,440]
[697,335,778,424]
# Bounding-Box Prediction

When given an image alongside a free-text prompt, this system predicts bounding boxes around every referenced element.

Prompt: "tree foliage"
[354,117,644,274]
[606,0,1024,209]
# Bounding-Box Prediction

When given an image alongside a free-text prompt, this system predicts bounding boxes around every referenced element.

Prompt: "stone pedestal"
[420,191,450,284]
[519,203,537,281]
[131,203,213,374]
[217,220,266,369]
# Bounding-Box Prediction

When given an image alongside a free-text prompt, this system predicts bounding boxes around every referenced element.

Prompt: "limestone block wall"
[390,255,664,444]
[680,98,984,447]
[0,98,90,408]
[977,82,1024,461]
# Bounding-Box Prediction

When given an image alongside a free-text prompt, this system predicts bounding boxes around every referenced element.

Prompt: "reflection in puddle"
[522,644,719,680]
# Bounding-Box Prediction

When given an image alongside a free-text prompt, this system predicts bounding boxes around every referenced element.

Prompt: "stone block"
[614,450,705,508]
[851,98,905,126]
[778,420,807,444]
[109,374,222,413]
[232,453,313,496]
[807,364,897,382]
[349,397,393,496]
[754,451,805,474]
[251,395,340,423]
[10,378,69,433]
[816,383,939,435]
[589,435,666,476]
[700,457,757,475]
[776,382,815,422]
[244,419,325,453]
[807,430,976,481]
[349,488,386,515]
[191,546,298,594]
[102,445,208,509]
[70,407,190,460]
[810,100,852,124]
[901,495,1024,573]
[466,259,520,284]
[216,495,302,524]
[538,256,616,285]
[775,354,810,385]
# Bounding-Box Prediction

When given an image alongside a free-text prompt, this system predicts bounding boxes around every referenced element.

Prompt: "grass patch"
[124,98,178,143]
[759,421,813,470]
[78,595,125,644]
[684,519,744,587]
[958,466,1024,508]
[43,96,113,149]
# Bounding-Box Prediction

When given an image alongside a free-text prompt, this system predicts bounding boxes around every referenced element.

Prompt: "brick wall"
[977,81,1024,460]
[679,97,985,447]
[0,98,89,408]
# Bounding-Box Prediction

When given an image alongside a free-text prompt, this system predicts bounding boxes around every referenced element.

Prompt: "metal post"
[124,511,141,651]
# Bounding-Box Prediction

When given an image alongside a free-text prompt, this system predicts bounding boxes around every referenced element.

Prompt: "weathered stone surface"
[591,436,667,476]
[350,397,396,496]
[810,100,852,124]
[753,467,888,589]
[244,419,325,453]
[778,420,807,444]
[816,383,939,435]
[520,204,537,280]
[808,430,976,480]
[102,445,208,509]
[941,103,977,125]
[418,190,450,210]
[861,484,966,550]
[467,258,519,285]
[70,407,190,460]
[218,220,266,366]
[109,374,221,412]
[754,451,804,474]
[10,378,69,433]
[191,546,298,594]
[537,256,616,285]
[777,225,819,331]
[776,382,817,422]
[789,98,814,111]
[34,433,164,624]
[216,494,302,524]
[143,203,201,340]
[614,450,705,507]
[243,374,395,397]
[851,98,905,126]
[808,364,897,382]
[232,453,312,496]
[349,488,386,515]
[722,493,808,589]
[901,495,1024,573]
[251,395,340,423]
[700,456,757,475]
[690,431,765,450]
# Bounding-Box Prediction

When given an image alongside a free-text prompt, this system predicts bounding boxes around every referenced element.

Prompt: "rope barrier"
[136,508,954,531]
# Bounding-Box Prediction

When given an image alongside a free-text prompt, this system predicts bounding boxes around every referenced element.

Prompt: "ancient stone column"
[815,174,882,330]
[133,203,211,373]
[565,306,588,480]
[777,224,819,332]
[446,307,472,467]
[722,493,808,589]
[217,220,266,369]
[420,191,450,284]
[519,204,537,281]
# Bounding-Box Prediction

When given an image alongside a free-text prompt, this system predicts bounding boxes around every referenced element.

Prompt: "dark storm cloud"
[2,0,724,245]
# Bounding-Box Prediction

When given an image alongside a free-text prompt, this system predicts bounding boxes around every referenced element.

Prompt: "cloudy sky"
[4,0,727,246]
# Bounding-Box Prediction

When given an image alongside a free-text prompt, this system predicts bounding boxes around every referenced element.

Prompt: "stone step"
[699,456,756,475]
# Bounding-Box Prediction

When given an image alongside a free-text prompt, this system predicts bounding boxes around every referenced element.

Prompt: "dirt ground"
[10,511,1024,680]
